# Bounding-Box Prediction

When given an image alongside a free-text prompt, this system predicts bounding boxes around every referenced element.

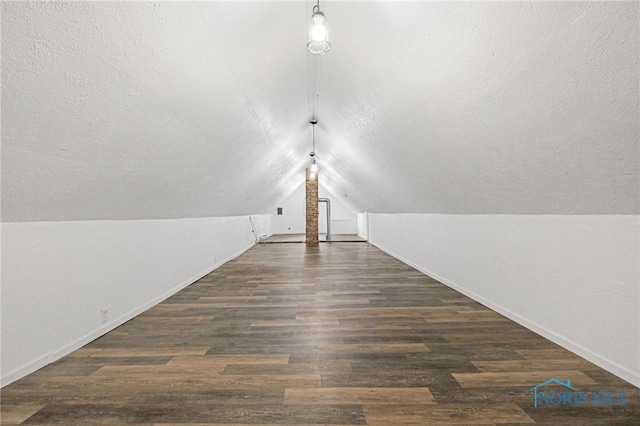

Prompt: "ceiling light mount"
[307,1,331,55]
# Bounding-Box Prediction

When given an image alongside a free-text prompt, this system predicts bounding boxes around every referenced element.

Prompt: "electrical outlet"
[100,308,109,323]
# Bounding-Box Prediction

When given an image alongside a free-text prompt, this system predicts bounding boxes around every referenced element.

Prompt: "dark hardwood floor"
[2,242,638,424]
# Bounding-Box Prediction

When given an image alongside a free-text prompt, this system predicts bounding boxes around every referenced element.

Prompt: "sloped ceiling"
[2,1,638,222]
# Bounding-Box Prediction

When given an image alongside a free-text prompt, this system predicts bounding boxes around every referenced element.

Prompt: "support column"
[305,168,318,243]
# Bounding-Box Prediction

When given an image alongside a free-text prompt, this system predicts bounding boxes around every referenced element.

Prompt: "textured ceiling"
[2,1,638,222]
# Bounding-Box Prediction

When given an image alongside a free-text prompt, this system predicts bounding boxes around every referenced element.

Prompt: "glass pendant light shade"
[307,10,331,55]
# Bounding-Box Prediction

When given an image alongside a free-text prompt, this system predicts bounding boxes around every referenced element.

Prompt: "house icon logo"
[529,378,575,408]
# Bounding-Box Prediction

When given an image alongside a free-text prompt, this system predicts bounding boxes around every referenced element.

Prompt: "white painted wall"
[0,215,271,386]
[271,184,306,234]
[319,186,357,235]
[357,212,369,241]
[271,181,358,235]
[367,214,640,387]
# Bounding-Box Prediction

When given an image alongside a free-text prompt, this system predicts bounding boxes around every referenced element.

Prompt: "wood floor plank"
[65,373,322,388]
[364,403,535,424]
[452,371,598,388]
[443,332,550,345]
[296,306,475,321]
[222,360,352,376]
[315,342,429,354]
[149,424,356,426]
[251,319,341,327]
[471,359,598,372]
[21,403,366,424]
[284,387,436,405]
[0,403,47,424]
[70,347,211,357]
[2,242,638,425]
[516,349,586,360]
[168,354,290,366]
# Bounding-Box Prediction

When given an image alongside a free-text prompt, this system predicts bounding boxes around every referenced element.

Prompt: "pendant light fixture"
[309,119,319,175]
[307,0,331,55]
